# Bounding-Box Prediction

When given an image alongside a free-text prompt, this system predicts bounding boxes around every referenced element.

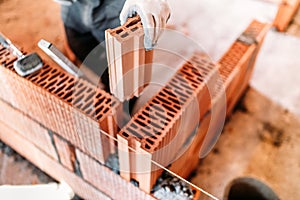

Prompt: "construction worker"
[56,0,171,61]
[55,0,170,92]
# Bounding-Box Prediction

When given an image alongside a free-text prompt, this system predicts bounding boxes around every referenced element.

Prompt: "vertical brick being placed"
[106,16,153,102]
[0,45,122,165]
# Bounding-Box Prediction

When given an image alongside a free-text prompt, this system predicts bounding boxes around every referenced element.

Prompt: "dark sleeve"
[61,0,103,34]
[90,0,126,41]
[61,0,125,42]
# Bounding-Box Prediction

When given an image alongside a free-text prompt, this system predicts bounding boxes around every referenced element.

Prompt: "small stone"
[175,185,181,193]
[165,186,171,192]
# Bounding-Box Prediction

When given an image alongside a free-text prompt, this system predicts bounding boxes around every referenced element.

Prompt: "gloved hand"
[120,0,171,50]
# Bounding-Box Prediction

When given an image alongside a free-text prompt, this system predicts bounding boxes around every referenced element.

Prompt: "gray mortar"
[152,172,194,200]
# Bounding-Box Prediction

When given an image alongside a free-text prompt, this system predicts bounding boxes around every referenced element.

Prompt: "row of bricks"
[106,16,153,101]
[219,20,270,115]
[0,122,111,200]
[0,97,203,199]
[178,20,270,165]
[170,20,270,179]
[124,54,216,152]
[116,20,270,193]
[0,98,156,200]
[118,52,218,192]
[0,46,122,165]
[0,97,77,172]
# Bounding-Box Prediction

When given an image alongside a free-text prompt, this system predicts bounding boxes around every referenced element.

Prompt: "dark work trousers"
[61,0,126,91]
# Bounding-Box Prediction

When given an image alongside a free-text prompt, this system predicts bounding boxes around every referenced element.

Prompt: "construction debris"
[152,173,194,200]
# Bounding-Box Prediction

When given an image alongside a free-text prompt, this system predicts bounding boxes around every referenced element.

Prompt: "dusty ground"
[192,88,300,199]
[0,0,65,66]
[0,144,53,185]
[0,0,300,200]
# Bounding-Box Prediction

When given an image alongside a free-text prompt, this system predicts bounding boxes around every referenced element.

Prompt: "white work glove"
[120,0,171,50]
[53,0,77,6]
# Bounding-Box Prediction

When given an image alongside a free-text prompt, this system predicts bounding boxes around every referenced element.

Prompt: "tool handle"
[38,39,80,77]
[38,39,100,86]
[0,34,10,48]
[0,33,24,58]
[53,0,77,6]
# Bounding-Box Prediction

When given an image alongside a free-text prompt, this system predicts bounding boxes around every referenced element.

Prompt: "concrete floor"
[252,31,300,116]
[168,0,278,60]
[0,0,300,199]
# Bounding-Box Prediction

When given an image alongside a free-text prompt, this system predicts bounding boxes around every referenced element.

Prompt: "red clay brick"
[75,149,156,200]
[106,16,153,101]
[53,134,76,172]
